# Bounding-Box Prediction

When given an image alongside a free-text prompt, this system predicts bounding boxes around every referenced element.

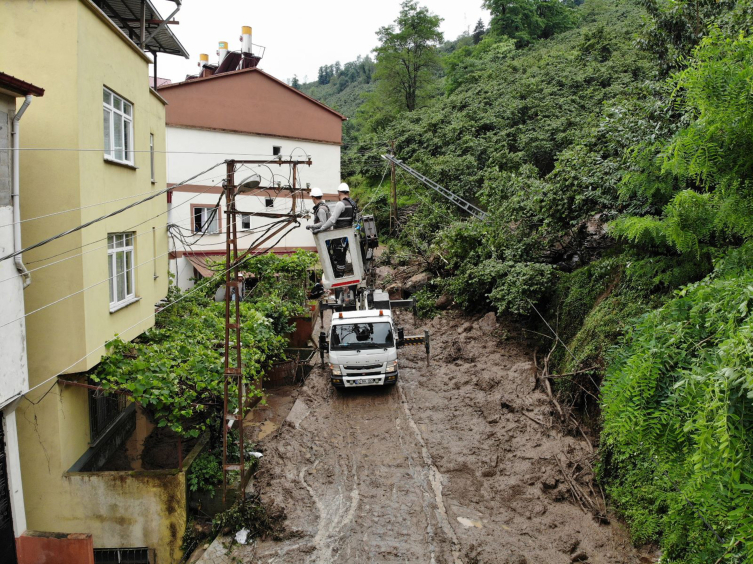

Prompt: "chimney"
[241,26,252,55]
[217,41,229,65]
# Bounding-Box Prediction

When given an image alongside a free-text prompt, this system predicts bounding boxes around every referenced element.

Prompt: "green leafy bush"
[90,252,313,437]
[600,267,753,562]
[187,451,223,496]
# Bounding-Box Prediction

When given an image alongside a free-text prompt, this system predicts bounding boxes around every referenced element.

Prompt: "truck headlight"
[329,363,342,376]
[385,360,398,373]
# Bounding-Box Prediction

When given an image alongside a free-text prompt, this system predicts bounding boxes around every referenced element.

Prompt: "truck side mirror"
[397,327,405,348]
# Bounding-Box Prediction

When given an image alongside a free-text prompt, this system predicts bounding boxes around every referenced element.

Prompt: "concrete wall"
[166,126,341,190]
[0,0,172,556]
[0,93,29,408]
[0,91,30,548]
[64,470,187,564]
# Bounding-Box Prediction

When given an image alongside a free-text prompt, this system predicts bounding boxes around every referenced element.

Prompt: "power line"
[19,178,225,269]
[0,248,175,329]
[19,222,300,404]
[0,215,194,285]
[0,160,227,264]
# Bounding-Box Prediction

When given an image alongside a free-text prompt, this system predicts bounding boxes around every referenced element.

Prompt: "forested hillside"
[301,0,753,561]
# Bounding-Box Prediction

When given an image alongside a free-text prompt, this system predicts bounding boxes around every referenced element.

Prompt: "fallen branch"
[548,366,599,378]
[569,414,594,454]
[521,412,545,427]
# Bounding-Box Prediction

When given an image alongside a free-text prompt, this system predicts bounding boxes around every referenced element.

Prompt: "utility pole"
[222,161,245,505]
[220,157,312,505]
[389,140,397,234]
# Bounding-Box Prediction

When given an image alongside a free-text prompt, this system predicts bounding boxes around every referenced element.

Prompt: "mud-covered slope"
[230,308,650,564]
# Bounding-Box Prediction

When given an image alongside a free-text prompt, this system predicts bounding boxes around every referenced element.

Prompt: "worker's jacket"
[334,197,357,229]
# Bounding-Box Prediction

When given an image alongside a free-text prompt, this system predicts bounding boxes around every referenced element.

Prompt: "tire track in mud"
[396,382,462,564]
[250,308,647,564]
[254,377,461,564]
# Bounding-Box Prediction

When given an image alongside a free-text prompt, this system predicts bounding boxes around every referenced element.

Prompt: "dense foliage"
[601,249,753,562]
[297,0,753,557]
[90,251,317,437]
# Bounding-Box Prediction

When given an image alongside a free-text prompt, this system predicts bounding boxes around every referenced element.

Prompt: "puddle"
[244,386,297,442]
[257,420,279,440]
[457,517,483,529]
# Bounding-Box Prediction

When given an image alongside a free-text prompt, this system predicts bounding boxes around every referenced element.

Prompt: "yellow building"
[0,1,192,563]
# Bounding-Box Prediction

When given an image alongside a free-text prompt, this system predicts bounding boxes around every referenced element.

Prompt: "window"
[330,322,394,350]
[94,547,152,564]
[149,133,155,182]
[103,87,134,165]
[108,233,135,308]
[272,145,281,156]
[88,379,128,444]
[193,206,219,234]
[241,214,251,230]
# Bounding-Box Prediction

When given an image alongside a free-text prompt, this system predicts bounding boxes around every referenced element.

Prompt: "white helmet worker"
[310,187,324,198]
[337,182,350,193]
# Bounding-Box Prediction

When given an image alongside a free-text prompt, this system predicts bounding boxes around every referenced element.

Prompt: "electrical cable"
[0,215,195,285]
[15,200,304,406]
[0,188,160,228]
[0,160,227,263]
[0,247,176,329]
[19,256,250,402]
[23,174,227,266]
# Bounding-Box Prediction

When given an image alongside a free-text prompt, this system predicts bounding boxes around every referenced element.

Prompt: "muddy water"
[237,311,646,564]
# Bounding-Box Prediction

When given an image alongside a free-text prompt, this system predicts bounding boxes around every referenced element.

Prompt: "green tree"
[371,0,444,113]
[472,18,486,44]
[483,0,577,48]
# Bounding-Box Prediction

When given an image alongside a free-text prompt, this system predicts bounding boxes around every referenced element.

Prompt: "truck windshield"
[331,322,394,350]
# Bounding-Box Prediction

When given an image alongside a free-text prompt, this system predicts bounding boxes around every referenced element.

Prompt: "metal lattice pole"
[222,161,245,504]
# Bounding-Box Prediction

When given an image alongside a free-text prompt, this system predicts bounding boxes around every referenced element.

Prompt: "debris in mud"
[238,307,653,563]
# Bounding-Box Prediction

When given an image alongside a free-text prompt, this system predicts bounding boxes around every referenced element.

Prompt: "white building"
[0,72,44,561]
[158,35,346,288]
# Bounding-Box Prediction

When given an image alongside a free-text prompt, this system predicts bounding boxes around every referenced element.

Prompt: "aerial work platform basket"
[312,225,366,290]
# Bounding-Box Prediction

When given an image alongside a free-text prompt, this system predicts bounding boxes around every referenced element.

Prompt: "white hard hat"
[310,187,323,198]
[337,182,350,193]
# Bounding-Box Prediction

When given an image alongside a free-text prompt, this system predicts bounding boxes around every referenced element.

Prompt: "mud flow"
[233,310,648,564]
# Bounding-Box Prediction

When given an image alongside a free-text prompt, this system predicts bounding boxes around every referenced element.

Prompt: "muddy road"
[241,310,644,564]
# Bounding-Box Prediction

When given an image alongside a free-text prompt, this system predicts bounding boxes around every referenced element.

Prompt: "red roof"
[0,72,45,97]
[158,66,346,121]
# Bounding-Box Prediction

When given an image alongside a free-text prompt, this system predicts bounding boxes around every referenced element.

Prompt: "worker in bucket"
[311,183,357,233]
[309,183,358,278]
[306,187,331,232]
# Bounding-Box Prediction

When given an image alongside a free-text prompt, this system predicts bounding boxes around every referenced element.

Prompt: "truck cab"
[327,309,399,388]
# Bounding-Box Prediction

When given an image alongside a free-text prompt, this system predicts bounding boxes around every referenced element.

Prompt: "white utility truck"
[312,214,429,388]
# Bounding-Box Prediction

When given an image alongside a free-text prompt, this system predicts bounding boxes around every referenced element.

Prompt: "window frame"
[108,233,136,310]
[272,145,282,156]
[240,213,251,230]
[192,205,221,234]
[103,87,134,166]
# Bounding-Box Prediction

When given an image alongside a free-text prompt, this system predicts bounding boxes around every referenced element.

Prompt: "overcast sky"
[150,1,490,84]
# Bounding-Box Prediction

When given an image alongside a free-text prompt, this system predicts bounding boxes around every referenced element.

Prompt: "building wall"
[167,126,340,288]
[166,126,341,190]
[0,0,172,554]
[0,93,29,408]
[160,69,345,144]
[0,88,31,548]
[63,470,187,564]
